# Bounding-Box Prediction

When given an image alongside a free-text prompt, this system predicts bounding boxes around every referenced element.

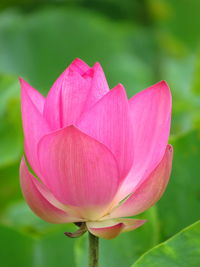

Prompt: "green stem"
[88,232,99,267]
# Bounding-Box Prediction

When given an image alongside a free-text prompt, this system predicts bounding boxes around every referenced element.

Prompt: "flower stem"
[88,232,99,267]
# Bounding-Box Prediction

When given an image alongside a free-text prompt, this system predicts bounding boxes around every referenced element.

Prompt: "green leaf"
[132,220,200,267]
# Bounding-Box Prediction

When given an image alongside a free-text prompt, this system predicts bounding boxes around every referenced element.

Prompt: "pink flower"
[20,59,173,240]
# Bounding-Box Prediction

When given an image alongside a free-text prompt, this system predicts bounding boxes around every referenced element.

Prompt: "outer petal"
[118,81,172,198]
[77,84,134,179]
[31,171,82,219]
[19,78,45,113]
[43,59,109,130]
[86,219,146,239]
[38,126,120,220]
[107,145,173,219]
[20,158,81,223]
[20,78,50,176]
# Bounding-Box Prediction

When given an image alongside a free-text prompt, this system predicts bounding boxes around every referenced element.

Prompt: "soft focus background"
[0,0,200,266]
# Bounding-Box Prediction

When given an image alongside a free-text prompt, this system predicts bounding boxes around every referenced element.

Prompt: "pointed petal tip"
[73,57,86,63]
[19,77,34,90]
[167,144,173,153]
[150,80,171,93]
[92,61,103,70]
[132,80,171,100]
[20,156,26,170]
[153,81,171,101]
[113,83,125,90]
[136,219,147,226]
[69,58,90,75]
[19,77,24,84]
[110,83,127,98]
[157,80,168,86]
[19,77,28,91]
[122,218,147,233]
[82,61,103,78]
[72,57,88,65]
[159,80,171,92]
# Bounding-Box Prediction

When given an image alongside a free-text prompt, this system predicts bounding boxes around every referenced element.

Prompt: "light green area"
[132,221,200,267]
[0,223,76,267]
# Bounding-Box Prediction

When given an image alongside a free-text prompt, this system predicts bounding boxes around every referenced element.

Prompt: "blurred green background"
[0,0,200,266]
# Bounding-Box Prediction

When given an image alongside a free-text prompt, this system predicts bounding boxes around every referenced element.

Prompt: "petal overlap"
[19,59,173,238]
[20,158,82,223]
[118,81,172,198]
[43,59,109,130]
[20,78,50,177]
[86,219,146,239]
[38,126,120,220]
[107,145,173,219]
[77,84,134,179]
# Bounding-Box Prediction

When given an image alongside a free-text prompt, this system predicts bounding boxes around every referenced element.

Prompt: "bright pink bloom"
[20,59,173,239]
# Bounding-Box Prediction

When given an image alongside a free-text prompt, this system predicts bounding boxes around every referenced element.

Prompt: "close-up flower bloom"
[20,58,173,240]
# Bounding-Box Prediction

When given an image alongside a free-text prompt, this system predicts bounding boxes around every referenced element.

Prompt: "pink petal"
[43,59,109,130]
[118,81,172,198]
[83,62,109,107]
[121,218,147,233]
[87,221,123,239]
[86,219,146,239]
[107,145,173,219]
[31,171,82,219]
[38,126,120,220]
[58,69,91,127]
[19,78,45,113]
[77,84,134,179]
[20,158,81,223]
[68,58,90,75]
[20,78,50,176]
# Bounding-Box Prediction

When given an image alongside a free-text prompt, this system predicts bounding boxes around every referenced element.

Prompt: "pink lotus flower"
[20,59,173,240]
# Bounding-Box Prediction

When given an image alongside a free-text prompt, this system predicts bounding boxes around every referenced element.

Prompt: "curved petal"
[84,62,109,107]
[77,84,134,179]
[31,171,82,219]
[38,126,120,220]
[20,78,50,176]
[68,58,90,75]
[57,69,91,127]
[107,145,173,219]
[118,81,172,198]
[86,218,146,239]
[20,158,81,224]
[43,59,109,130]
[19,78,45,113]
[121,218,147,233]
[43,59,90,129]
